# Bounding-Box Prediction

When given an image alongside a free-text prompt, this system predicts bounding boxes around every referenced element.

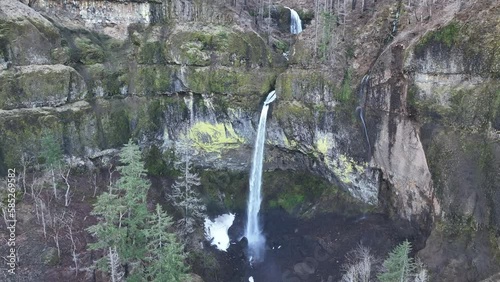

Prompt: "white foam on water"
[204,213,235,251]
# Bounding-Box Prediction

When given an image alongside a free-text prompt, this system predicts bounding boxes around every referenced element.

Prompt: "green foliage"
[264,171,331,213]
[138,41,165,64]
[87,140,188,281]
[318,12,336,61]
[144,145,169,176]
[74,37,105,65]
[378,241,415,282]
[187,250,220,280]
[297,9,314,24]
[269,193,304,212]
[415,22,461,54]
[108,110,131,148]
[339,68,353,103]
[143,204,189,282]
[199,170,248,212]
[39,133,62,167]
[274,40,289,53]
[200,169,334,215]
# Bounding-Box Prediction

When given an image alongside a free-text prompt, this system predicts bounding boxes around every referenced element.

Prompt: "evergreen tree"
[39,133,63,198]
[87,140,187,281]
[377,240,416,282]
[168,137,206,238]
[143,204,188,282]
[40,133,63,167]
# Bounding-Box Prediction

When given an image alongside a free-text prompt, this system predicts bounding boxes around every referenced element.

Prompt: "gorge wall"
[0,0,499,281]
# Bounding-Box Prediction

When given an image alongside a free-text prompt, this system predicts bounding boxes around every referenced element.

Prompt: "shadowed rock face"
[0,0,499,280]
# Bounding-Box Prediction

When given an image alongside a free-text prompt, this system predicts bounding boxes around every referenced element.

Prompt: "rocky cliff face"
[1,0,499,280]
[404,4,500,280]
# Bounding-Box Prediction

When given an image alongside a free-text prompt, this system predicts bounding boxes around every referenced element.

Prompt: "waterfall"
[245,90,276,263]
[358,107,371,156]
[286,7,302,34]
[357,75,371,156]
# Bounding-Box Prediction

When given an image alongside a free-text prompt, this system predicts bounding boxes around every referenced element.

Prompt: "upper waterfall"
[285,7,302,34]
[244,90,276,263]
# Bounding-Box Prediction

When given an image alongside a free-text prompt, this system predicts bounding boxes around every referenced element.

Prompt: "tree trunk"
[51,167,57,198]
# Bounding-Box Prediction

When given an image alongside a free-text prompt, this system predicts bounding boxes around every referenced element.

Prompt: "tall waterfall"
[286,7,302,34]
[357,75,371,156]
[245,90,276,263]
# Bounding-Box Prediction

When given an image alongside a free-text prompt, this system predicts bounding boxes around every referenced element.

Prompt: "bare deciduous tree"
[91,170,98,197]
[48,210,69,258]
[108,246,124,282]
[167,137,206,238]
[60,166,72,207]
[414,259,429,282]
[20,153,34,195]
[341,244,375,282]
[65,212,79,277]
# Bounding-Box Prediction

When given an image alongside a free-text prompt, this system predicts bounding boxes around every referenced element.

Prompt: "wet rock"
[293,258,316,276]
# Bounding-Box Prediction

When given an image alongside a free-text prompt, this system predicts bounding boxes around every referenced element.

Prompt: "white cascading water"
[286,7,302,34]
[245,90,276,263]
[357,75,371,156]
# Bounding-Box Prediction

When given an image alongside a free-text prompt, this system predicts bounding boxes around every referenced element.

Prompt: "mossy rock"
[164,27,273,68]
[276,69,349,107]
[0,101,96,171]
[0,3,60,65]
[411,80,500,130]
[185,66,277,96]
[137,40,166,64]
[131,64,177,96]
[412,18,499,76]
[84,64,128,97]
[188,121,244,154]
[274,101,314,124]
[199,170,248,213]
[50,47,70,64]
[0,65,87,109]
[74,37,105,65]
[415,21,461,53]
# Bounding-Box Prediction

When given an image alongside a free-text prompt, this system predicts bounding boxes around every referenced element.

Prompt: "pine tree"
[40,133,63,198]
[87,140,148,270]
[168,137,206,238]
[378,240,416,282]
[143,204,189,282]
[87,140,188,280]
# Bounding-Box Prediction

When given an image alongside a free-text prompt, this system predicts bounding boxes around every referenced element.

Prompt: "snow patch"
[204,213,235,251]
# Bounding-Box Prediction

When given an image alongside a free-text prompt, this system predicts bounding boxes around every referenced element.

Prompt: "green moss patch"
[185,66,276,96]
[74,37,105,65]
[188,121,244,153]
[165,28,272,68]
[132,65,176,96]
[0,65,86,109]
[411,81,500,130]
[276,70,338,103]
[416,21,460,52]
